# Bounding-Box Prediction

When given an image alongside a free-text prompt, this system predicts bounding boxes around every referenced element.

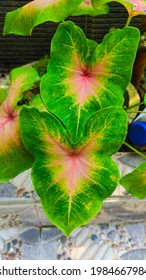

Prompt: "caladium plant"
[20,106,127,236]
[41,21,139,142]
[3,0,110,35]
[1,0,146,235]
[92,0,146,18]
[0,67,39,182]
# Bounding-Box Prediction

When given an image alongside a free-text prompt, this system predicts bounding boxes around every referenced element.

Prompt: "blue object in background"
[128,121,146,146]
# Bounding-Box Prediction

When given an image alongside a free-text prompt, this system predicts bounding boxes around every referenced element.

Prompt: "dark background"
[0,1,143,72]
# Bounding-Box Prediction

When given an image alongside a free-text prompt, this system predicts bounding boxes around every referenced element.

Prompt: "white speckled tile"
[0,227,62,260]
[0,224,146,260]
[57,223,146,260]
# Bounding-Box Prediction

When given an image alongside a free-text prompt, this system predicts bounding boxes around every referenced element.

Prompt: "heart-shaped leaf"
[120,162,146,199]
[3,0,83,35]
[71,0,109,16]
[0,67,39,182]
[20,105,127,236]
[92,0,146,17]
[41,21,140,143]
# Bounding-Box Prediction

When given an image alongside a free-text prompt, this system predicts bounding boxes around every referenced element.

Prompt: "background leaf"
[41,21,140,143]
[8,67,40,108]
[3,0,83,35]
[0,67,39,182]
[20,106,127,236]
[0,88,7,105]
[120,162,146,199]
[71,0,109,16]
[92,0,146,17]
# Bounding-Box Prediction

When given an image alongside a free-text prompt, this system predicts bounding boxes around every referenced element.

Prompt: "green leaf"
[20,106,127,236]
[120,162,146,199]
[8,67,40,108]
[0,67,39,182]
[71,0,109,16]
[92,0,146,17]
[41,21,140,143]
[82,106,128,155]
[0,88,7,105]
[3,0,83,36]
[86,39,98,61]
[29,94,47,111]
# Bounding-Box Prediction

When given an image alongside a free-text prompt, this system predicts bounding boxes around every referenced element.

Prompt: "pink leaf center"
[66,54,107,105]
[129,0,146,12]
[0,103,19,149]
[84,0,92,6]
[45,135,97,197]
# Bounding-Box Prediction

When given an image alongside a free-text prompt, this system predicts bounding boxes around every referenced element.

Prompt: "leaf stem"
[124,142,146,159]
[125,102,144,111]
[127,110,146,114]
[125,15,132,26]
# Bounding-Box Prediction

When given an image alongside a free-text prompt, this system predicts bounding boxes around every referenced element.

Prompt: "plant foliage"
[1,0,146,235]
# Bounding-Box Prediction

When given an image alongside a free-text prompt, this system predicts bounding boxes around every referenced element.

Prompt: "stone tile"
[118,153,146,168]
[21,242,41,260]
[120,249,146,260]
[20,228,40,243]
[41,228,62,241]
[126,224,146,245]
[39,241,58,260]
[0,183,17,198]
[57,223,146,260]
[107,230,119,241]
[20,228,58,260]
[0,228,20,241]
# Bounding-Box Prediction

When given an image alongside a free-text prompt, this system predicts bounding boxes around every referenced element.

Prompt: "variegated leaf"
[120,162,146,199]
[0,88,7,105]
[3,0,83,35]
[92,0,146,17]
[0,67,39,182]
[20,106,127,236]
[41,21,140,142]
[71,0,109,16]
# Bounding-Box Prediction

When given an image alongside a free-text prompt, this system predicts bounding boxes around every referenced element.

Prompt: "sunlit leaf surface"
[20,106,127,235]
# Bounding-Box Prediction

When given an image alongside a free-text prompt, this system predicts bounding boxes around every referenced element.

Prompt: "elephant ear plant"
[1,0,146,236]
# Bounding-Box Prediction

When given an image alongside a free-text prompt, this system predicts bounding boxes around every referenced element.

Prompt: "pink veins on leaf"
[0,103,19,149]
[67,55,106,105]
[76,66,96,105]
[62,147,94,197]
[132,0,146,11]
[126,0,146,12]
[45,136,97,197]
